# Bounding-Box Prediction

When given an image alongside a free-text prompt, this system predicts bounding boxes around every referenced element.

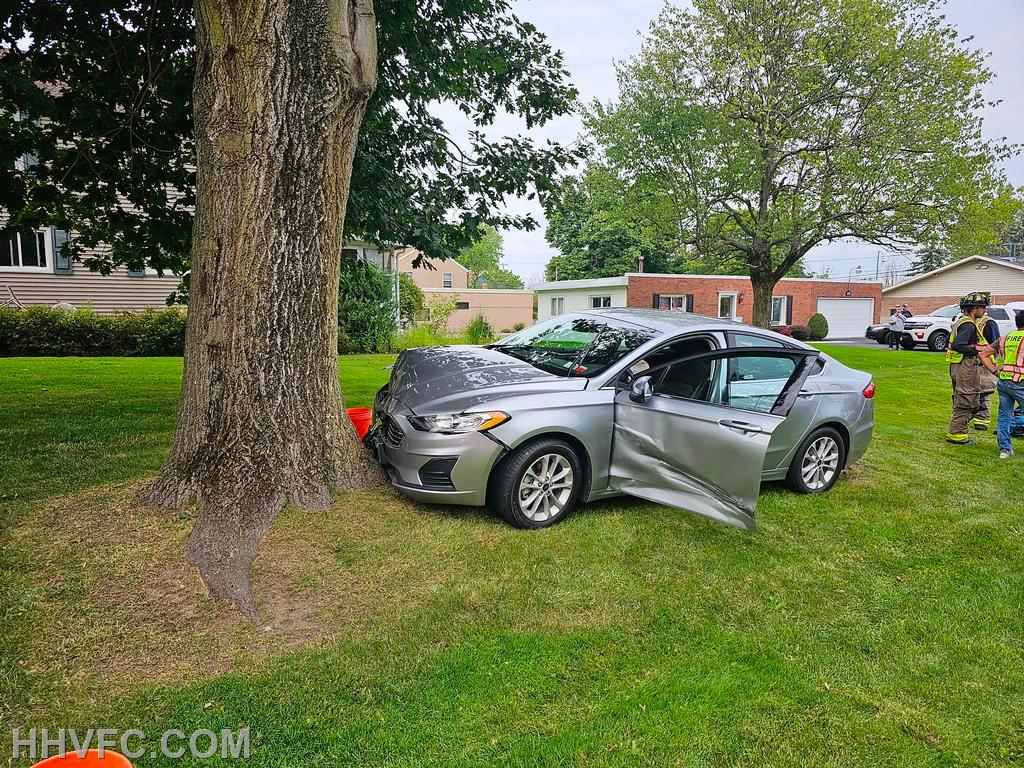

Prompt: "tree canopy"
[579,0,1015,324]
[456,225,524,289]
[0,0,580,281]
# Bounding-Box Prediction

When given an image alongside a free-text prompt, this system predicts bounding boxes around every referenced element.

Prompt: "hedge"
[0,305,186,356]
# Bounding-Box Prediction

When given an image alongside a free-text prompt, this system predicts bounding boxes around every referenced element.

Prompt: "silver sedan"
[366,309,875,530]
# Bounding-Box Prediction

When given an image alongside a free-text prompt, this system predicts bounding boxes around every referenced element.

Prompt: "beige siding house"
[421,287,533,332]
[882,256,1024,315]
[1,226,182,313]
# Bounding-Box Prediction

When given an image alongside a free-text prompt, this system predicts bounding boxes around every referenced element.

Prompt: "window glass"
[0,231,49,269]
[492,315,654,378]
[456,301,470,310]
[590,296,611,308]
[442,272,453,288]
[0,236,14,267]
[550,297,564,316]
[930,305,959,318]
[731,332,785,348]
[658,295,688,310]
[656,353,799,413]
[988,308,1009,320]
[719,294,735,318]
[770,296,785,325]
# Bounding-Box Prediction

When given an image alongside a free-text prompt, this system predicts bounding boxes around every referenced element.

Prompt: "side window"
[730,332,785,348]
[618,335,716,387]
[654,353,801,413]
[988,308,1009,321]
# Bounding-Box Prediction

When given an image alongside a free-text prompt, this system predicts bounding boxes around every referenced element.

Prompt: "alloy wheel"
[518,453,574,522]
[801,436,840,491]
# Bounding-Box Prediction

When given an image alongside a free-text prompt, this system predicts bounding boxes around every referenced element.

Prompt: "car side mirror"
[630,375,654,403]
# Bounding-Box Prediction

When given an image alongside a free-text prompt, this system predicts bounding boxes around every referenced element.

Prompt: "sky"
[466,0,1024,285]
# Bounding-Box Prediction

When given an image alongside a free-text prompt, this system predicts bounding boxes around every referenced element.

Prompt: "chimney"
[638,255,645,274]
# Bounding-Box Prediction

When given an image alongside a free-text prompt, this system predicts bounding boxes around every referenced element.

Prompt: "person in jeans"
[888,308,906,349]
[979,310,1024,459]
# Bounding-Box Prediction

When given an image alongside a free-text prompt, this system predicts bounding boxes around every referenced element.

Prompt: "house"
[534,273,883,339]
[882,256,1024,315]
[396,247,533,332]
[1,228,392,313]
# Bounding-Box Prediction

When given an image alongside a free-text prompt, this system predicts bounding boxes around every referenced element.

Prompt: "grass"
[2,346,1023,767]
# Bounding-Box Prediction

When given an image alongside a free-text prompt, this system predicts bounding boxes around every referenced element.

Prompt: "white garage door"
[816,298,875,339]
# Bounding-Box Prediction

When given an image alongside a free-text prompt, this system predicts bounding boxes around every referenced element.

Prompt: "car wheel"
[786,427,847,494]
[927,330,950,353]
[899,336,917,350]
[489,437,584,529]
[875,333,889,345]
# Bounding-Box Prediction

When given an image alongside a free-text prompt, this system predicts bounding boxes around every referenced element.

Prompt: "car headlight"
[407,411,510,434]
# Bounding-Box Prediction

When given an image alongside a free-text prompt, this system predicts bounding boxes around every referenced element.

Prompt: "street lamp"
[846,265,862,296]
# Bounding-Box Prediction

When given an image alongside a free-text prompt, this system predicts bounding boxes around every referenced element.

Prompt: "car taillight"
[862,381,875,399]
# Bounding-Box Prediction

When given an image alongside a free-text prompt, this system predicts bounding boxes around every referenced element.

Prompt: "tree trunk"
[750,272,775,328]
[144,0,382,621]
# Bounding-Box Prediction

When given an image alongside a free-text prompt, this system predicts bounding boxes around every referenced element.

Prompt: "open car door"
[609,347,819,530]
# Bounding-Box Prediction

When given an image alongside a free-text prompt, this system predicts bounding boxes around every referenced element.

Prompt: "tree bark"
[750,267,775,328]
[144,0,382,621]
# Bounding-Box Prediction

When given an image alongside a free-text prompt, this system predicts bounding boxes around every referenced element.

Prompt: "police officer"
[945,292,990,445]
[972,297,1001,431]
[978,310,1024,459]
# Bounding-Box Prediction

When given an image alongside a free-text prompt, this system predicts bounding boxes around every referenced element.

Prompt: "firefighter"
[972,299,1001,431]
[945,292,990,445]
[978,310,1024,459]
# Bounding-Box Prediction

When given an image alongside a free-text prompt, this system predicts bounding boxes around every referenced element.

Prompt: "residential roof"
[882,256,1024,294]
[533,273,882,291]
[396,247,470,273]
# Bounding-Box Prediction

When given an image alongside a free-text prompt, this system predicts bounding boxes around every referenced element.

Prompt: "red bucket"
[347,407,373,440]
[32,750,133,768]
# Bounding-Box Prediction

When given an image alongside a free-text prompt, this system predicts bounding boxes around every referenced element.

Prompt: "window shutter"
[785,295,794,325]
[52,228,72,275]
[652,293,660,309]
[686,294,695,313]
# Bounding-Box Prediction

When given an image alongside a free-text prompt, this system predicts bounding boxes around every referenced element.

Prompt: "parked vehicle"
[366,309,875,531]
[864,322,892,345]
[899,304,1017,351]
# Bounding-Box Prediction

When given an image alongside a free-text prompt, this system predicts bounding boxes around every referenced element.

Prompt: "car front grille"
[382,416,405,449]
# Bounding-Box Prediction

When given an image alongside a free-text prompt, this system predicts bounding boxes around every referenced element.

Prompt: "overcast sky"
[474,0,1024,284]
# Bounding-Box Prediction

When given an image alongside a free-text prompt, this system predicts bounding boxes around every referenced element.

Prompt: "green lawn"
[2,347,1023,767]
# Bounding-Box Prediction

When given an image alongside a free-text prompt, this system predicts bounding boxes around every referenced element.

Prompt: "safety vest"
[945,315,987,363]
[998,329,1024,382]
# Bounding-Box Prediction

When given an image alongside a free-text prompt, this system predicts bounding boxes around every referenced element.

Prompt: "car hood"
[386,345,588,413]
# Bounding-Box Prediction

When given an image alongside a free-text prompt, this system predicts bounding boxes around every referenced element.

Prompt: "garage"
[816,298,875,339]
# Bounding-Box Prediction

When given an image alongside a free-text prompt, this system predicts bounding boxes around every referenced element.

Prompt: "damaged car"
[366,309,875,530]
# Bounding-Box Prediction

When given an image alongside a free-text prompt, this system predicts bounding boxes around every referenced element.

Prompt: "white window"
[404,271,413,279]
[658,295,690,311]
[590,295,612,308]
[718,292,737,319]
[442,272,453,288]
[550,297,565,316]
[770,296,787,325]
[1,229,50,272]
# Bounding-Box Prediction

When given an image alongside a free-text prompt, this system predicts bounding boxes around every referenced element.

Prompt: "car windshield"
[928,305,960,318]
[490,315,656,377]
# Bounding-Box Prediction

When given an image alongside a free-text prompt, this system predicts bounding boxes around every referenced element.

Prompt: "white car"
[899,304,1016,352]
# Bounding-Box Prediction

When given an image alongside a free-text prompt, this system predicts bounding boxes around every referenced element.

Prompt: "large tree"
[1,0,577,619]
[0,0,578,277]
[586,0,1015,326]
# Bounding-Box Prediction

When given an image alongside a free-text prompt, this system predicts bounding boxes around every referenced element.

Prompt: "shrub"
[427,295,460,335]
[511,321,527,331]
[775,325,793,337]
[464,314,496,345]
[398,273,424,323]
[807,313,829,341]
[0,305,186,356]
[394,323,462,351]
[338,260,396,353]
[789,324,813,341]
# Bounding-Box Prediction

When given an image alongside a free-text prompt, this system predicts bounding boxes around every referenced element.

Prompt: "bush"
[464,314,496,345]
[775,325,793,337]
[0,305,186,356]
[807,312,829,341]
[338,260,396,353]
[394,323,462,351]
[789,325,813,341]
[511,321,527,332]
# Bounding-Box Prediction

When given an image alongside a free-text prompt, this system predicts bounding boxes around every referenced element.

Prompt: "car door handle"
[798,389,815,398]
[719,419,763,434]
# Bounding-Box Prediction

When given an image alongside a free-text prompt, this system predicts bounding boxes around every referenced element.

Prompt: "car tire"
[899,336,917,350]
[785,426,847,495]
[488,437,584,529]
[875,333,889,345]
[927,330,949,353]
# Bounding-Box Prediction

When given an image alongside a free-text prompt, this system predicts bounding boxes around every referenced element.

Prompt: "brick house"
[882,256,1024,316]
[534,273,883,339]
